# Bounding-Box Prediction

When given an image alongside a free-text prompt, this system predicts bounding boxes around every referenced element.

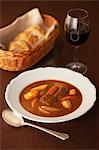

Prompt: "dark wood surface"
[0,1,99,150]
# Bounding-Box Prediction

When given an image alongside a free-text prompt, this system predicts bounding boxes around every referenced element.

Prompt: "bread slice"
[9,24,45,51]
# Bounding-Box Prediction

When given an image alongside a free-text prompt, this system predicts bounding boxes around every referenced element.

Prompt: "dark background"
[0,1,99,150]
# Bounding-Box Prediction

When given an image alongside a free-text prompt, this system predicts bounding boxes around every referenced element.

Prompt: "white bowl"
[5,67,96,123]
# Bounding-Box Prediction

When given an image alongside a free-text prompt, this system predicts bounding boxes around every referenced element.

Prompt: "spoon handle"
[24,122,69,140]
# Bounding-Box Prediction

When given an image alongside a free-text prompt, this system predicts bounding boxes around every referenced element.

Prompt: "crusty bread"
[9,24,45,51]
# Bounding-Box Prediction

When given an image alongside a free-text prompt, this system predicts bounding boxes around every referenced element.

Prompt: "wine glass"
[64,8,89,74]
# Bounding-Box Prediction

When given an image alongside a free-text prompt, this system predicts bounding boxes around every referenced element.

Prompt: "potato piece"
[61,100,72,109]
[69,89,76,95]
[41,106,60,112]
[32,84,48,91]
[39,106,50,114]
[24,90,39,100]
[31,98,38,108]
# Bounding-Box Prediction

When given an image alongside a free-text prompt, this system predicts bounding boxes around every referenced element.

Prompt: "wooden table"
[0,1,99,150]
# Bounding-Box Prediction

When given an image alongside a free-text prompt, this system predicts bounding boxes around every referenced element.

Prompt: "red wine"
[65,22,89,46]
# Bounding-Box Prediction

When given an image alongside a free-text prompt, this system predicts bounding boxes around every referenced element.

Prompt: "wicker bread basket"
[0,13,60,71]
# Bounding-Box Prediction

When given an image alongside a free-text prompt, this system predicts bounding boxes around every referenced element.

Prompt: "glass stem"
[73,46,79,66]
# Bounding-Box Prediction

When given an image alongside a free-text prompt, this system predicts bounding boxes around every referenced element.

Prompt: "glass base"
[66,62,87,74]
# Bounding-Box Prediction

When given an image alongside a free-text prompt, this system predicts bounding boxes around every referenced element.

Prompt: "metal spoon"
[2,109,69,140]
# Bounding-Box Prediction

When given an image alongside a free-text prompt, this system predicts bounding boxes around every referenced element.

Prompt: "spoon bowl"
[2,109,69,140]
[2,109,24,127]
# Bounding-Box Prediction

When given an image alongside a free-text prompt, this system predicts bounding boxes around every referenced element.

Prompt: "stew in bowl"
[20,80,82,117]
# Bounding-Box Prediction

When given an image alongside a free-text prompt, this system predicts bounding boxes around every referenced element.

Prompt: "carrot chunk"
[46,85,59,95]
